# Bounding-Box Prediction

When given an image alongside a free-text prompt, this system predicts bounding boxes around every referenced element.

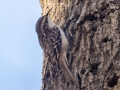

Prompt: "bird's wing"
[43,26,62,64]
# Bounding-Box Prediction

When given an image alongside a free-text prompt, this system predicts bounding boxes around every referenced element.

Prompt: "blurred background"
[0,0,43,90]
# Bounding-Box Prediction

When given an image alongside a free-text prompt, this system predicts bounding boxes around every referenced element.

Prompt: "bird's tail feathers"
[59,58,74,82]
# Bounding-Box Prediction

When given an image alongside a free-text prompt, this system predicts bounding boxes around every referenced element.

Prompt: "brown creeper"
[36,8,74,82]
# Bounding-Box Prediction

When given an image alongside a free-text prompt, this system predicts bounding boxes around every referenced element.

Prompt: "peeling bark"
[39,0,120,90]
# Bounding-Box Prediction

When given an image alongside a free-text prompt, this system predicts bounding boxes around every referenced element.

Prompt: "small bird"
[36,8,74,82]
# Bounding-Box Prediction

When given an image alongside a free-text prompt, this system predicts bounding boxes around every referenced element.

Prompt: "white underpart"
[48,17,55,27]
[48,17,69,53]
[59,27,69,52]
[59,27,69,65]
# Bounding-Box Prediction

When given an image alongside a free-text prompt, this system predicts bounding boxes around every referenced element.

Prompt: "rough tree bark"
[39,0,120,90]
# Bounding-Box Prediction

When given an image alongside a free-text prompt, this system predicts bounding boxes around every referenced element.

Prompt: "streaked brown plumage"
[36,8,74,82]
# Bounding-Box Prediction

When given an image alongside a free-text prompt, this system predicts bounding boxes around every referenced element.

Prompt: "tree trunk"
[39,0,120,90]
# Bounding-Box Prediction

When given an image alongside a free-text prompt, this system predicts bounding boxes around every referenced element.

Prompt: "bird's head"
[36,8,53,33]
